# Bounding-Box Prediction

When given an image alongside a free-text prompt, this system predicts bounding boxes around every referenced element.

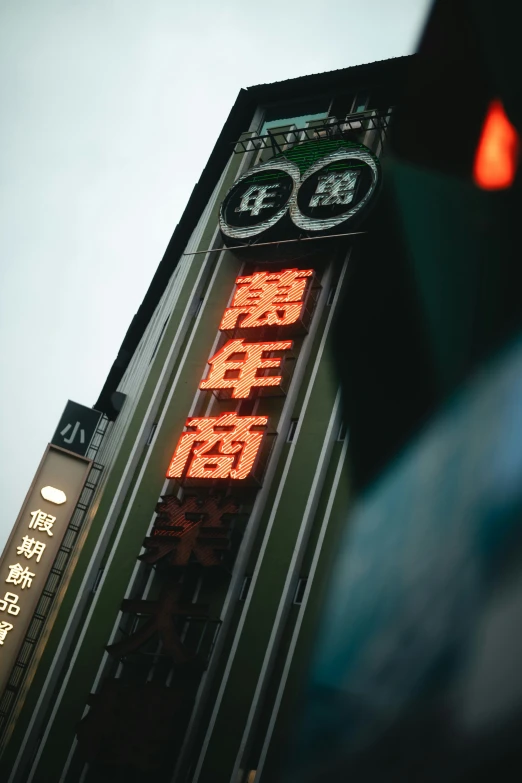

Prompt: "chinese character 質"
[220,268,313,331]
[6,563,35,589]
[0,621,14,645]
[29,509,56,536]
[200,338,292,399]
[16,535,46,563]
[166,412,268,481]
[308,170,360,207]
[0,592,21,616]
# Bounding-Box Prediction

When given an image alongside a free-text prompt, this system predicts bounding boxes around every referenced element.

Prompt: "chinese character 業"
[29,509,56,536]
[166,412,268,481]
[6,564,35,590]
[200,338,292,399]
[220,268,313,331]
[16,535,46,563]
[0,592,20,616]
[308,170,360,207]
[0,621,14,646]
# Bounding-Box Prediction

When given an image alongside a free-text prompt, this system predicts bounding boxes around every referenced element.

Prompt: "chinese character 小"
[6,563,35,589]
[200,338,292,398]
[166,412,268,481]
[29,509,56,536]
[220,269,313,331]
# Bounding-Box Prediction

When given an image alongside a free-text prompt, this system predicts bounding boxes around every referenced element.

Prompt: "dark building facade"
[0,55,426,783]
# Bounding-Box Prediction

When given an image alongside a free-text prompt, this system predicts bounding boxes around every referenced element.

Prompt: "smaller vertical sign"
[51,401,102,456]
[0,445,91,696]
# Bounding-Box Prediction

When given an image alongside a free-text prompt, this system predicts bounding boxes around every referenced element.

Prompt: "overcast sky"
[0,0,431,550]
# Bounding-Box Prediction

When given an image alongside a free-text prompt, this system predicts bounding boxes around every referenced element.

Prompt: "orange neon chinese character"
[166,412,268,481]
[220,268,313,331]
[200,338,292,398]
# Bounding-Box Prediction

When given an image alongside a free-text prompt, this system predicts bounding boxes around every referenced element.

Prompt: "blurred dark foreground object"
[284,332,522,783]
[282,1,522,781]
[334,0,521,493]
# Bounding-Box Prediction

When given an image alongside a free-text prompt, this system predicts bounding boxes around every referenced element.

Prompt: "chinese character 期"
[6,563,35,590]
[200,338,292,399]
[166,412,268,481]
[16,535,46,563]
[0,621,14,646]
[220,268,313,331]
[0,592,21,616]
[29,509,56,537]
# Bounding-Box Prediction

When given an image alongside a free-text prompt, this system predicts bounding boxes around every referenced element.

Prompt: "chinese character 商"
[6,563,35,590]
[0,621,14,646]
[16,536,46,563]
[0,592,21,616]
[166,412,268,481]
[29,509,56,536]
[200,338,292,398]
[220,268,313,331]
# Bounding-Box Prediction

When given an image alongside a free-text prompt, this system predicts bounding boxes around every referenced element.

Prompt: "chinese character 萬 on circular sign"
[219,140,381,248]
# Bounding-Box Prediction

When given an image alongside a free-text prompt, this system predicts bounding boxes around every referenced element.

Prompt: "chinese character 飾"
[0,592,21,616]
[0,621,14,646]
[6,563,35,590]
[220,268,313,331]
[16,536,46,563]
[200,338,292,399]
[166,412,267,481]
[308,170,360,207]
[29,509,56,536]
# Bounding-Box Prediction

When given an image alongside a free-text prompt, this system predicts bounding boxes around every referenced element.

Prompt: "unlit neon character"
[200,338,292,398]
[220,268,313,330]
[166,412,268,481]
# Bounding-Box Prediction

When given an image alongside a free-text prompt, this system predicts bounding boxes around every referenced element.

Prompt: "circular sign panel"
[291,147,379,232]
[219,159,299,241]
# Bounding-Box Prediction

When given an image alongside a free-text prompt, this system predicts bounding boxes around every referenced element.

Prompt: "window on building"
[294,578,308,605]
[239,576,252,602]
[337,422,348,442]
[287,419,298,443]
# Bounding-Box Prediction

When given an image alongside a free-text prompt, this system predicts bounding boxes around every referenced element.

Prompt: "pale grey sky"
[0,0,431,550]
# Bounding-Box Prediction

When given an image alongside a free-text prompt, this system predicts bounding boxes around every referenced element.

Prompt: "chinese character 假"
[29,509,56,536]
[6,563,35,590]
[220,269,313,330]
[166,412,267,481]
[200,338,292,398]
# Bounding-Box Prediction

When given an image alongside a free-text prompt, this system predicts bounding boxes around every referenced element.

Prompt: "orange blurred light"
[166,412,268,481]
[200,338,292,398]
[473,99,519,190]
[220,268,313,331]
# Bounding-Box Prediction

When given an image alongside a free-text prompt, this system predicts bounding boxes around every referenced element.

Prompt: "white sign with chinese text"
[0,445,91,696]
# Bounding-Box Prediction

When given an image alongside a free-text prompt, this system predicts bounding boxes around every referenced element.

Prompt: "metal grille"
[0,416,109,744]
[233,109,392,157]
